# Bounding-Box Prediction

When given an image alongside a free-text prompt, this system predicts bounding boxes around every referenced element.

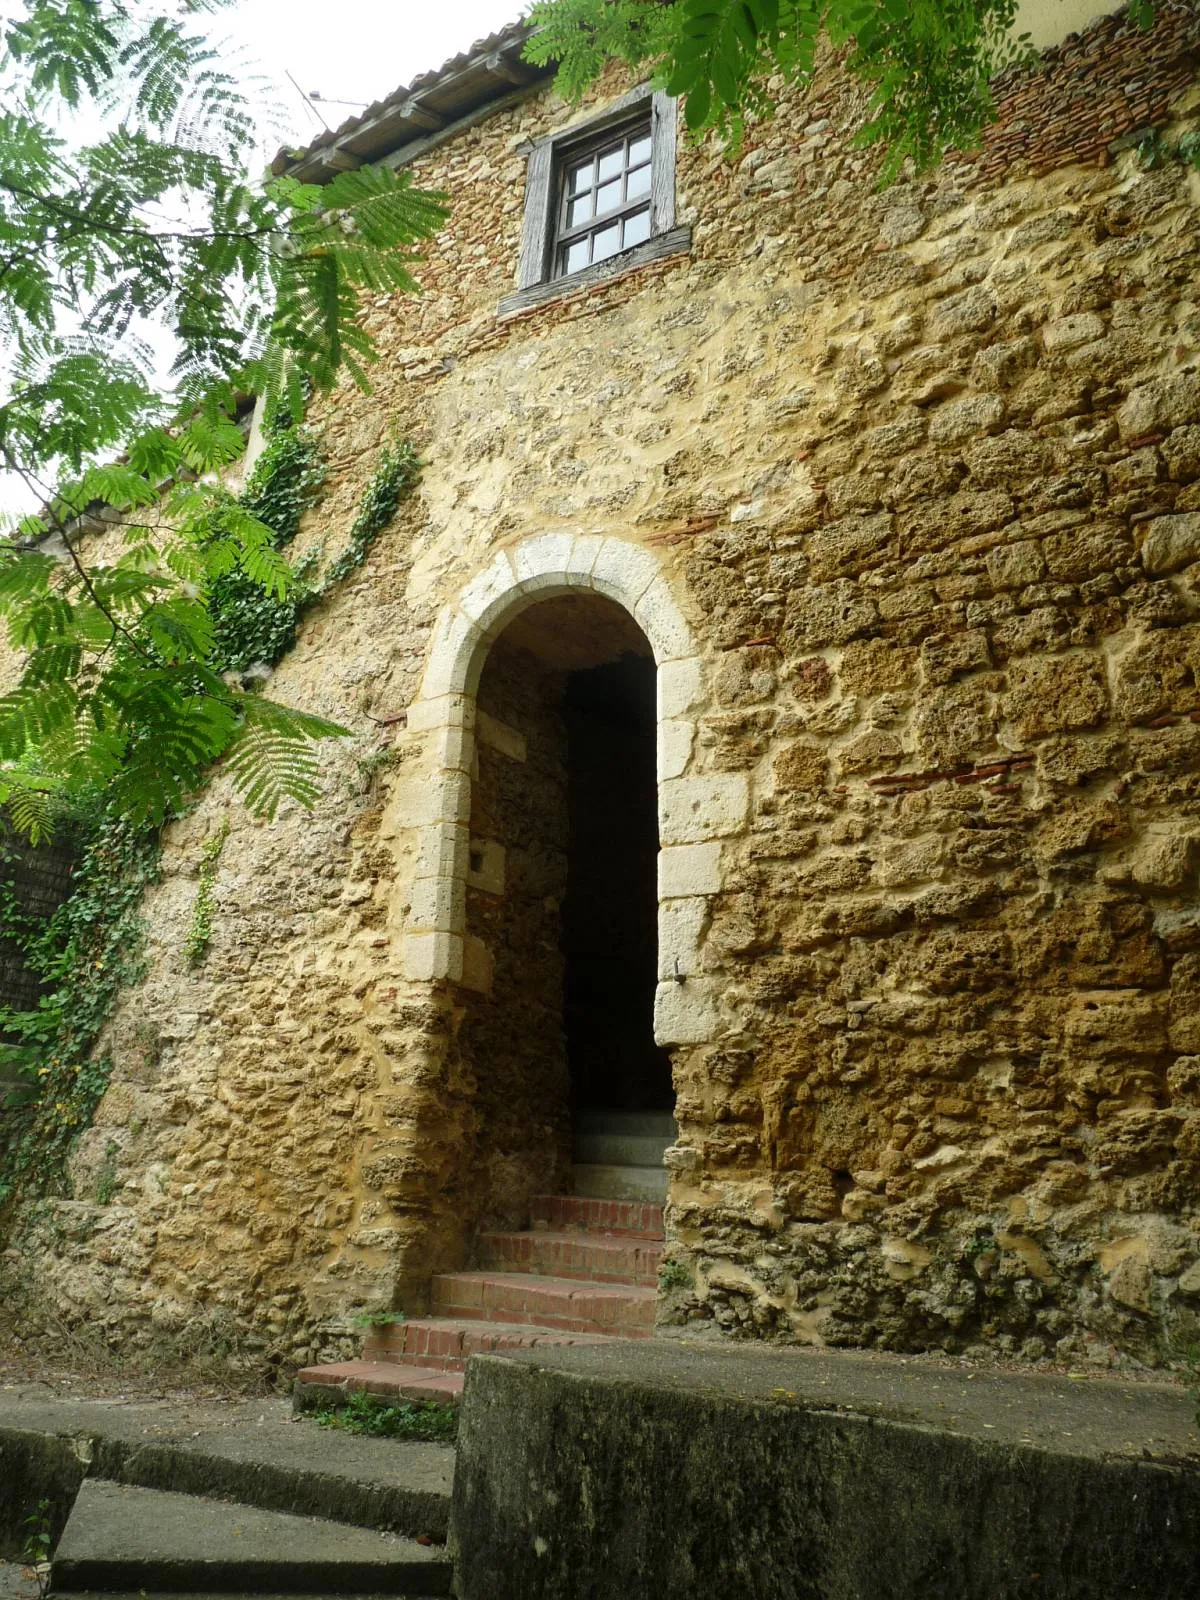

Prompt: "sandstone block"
[929,393,1005,447]
[773,740,829,792]
[1004,655,1109,739]
[986,538,1046,590]
[921,630,991,685]
[784,581,879,651]
[840,638,918,696]
[963,430,1052,487]
[914,683,995,766]
[1041,313,1105,353]
[1140,513,1200,575]
[930,287,996,339]
[1117,372,1200,441]
[1132,834,1197,894]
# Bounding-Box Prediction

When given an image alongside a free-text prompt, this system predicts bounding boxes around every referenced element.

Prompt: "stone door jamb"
[401,532,735,1048]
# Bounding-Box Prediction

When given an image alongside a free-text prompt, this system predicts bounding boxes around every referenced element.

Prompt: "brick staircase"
[295,1189,665,1408]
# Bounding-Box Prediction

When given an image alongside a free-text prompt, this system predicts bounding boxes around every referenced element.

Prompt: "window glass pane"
[595,178,622,216]
[628,133,652,166]
[566,193,593,228]
[562,237,591,275]
[592,220,621,263]
[623,206,651,248]
[567,158,593,195]
[597,145,624,182]
[626,163,651,200]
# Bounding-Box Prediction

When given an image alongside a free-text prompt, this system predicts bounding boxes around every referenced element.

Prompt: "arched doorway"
[460,591,674,1227]
[403,533,724,1245]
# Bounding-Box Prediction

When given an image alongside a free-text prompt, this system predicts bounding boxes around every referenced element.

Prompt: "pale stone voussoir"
[420,608,485,701]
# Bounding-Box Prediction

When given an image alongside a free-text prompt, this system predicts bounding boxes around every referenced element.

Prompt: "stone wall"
[4,1,1200,1373]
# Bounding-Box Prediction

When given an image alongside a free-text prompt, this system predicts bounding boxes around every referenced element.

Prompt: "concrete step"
[430,1271,656,1336]
[0,1392,452,1543]
[572,1131,673,1167]
[529,1192,664,1237]
[477,1227,663,1284]
[293,1361,464,1406]
[51,1480,452,1595]
[573,1109,677,1140]
[571,1161,669,1202]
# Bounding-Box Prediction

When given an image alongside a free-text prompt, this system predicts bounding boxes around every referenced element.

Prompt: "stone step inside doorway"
[570,1108,675,1203]
[294,1188,667,1412]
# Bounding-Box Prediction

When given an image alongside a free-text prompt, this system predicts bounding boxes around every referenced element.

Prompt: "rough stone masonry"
[4,0,1200,1376]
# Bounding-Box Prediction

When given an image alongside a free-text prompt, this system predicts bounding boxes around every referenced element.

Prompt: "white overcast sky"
[0,1,522,518]
[221,0,525,152]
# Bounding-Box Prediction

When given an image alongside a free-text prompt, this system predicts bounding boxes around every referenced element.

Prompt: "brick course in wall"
[3,2,1200,1374]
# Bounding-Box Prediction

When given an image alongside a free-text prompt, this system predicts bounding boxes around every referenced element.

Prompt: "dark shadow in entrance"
[563,653,673,1114]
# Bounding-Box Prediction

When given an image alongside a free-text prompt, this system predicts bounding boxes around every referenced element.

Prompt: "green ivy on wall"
[0,427,422,1213]
[0,810,160,1208]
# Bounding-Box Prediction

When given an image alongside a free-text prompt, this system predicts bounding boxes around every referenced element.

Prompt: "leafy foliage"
[0,0,447,836]
[525,0,1038,178]
[312,1391,459,1443]
[184,815,229,968]
[0,807,160,1208]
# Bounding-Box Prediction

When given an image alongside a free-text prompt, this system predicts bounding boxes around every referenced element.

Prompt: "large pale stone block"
[461,934,494,995]
[384,773,467,830]
[406,694,475,734]
[407,872,466,932]
[402,930,463,983]
[657,897,708,980]
[654,978,721,1046]
[659,774,750,845]
[657,657,706,720]
[430,720,474,774]
[658,841,723,898]
[414,822,470,880]
[657,719,695,782]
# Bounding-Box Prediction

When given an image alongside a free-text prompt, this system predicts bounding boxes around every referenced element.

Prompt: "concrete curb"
[0,1396,452,1557]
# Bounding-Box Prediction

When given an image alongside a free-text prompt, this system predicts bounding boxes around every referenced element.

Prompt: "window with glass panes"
[554,123,653,278]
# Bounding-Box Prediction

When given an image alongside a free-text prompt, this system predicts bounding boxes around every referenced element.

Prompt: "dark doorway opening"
[562,652,673,1114]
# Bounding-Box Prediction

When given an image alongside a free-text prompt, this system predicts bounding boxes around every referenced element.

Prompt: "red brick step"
[529,1193,664,1237]
[293,1360,464,1406]
[363,1316,615,1369]
[478,1228,662,1284]
[431,1270,656,1335]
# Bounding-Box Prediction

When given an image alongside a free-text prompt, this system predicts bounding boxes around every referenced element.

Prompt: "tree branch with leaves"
[0,0,446,837]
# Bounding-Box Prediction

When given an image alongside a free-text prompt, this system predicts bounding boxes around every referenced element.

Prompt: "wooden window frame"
[500,87,690,318]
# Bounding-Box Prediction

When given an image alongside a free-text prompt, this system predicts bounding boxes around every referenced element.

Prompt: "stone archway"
[402,533,739,1052]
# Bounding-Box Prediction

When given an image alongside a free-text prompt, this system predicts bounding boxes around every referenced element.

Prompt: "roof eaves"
[271,19,550,182]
